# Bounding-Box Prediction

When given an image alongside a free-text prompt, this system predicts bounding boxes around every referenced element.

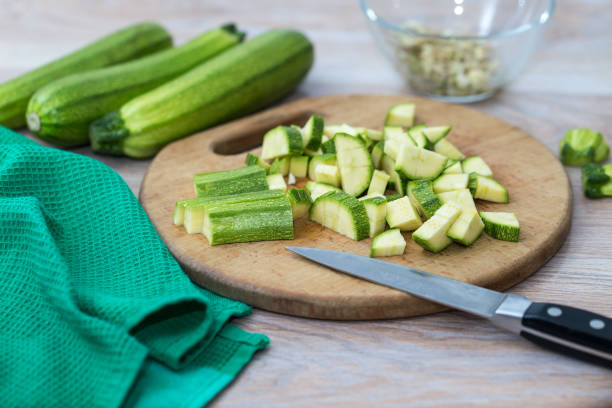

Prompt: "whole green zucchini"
[26,24,244,146]
[90,29,314,158]
[0,22,172,129]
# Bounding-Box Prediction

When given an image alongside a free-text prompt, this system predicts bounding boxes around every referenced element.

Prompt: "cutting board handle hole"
[212,110,319,155]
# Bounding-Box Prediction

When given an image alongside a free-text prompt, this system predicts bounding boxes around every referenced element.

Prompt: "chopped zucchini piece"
[462,156,493,177]
[360,195,388,237]
[305,181,341,200]
[288,188,313,219]
[321,138,336,154]
[358,132,374,150]
[395,144,447,181]
[447,209,484,246]
[314,164,341,187]
[412,201,462,253]
[308,153,337,180]
[384,102,415,127]
[383,126,408,141]
[407,181,442,219]
[203,196,294,245]
[468,173,509,203]
[381,154,406,195]
[406,124,428,149]
[289,155,310,178]
[323,124,343,139]
[245,153,271,171]
[434,138,465,160]
[279,157,291,176]
[480,212,520,242]
[559,128,609,166]
[437,188,477,211]
[370,229,406,257]
[363,128,383,141]
[261,125,303,160]
[371,141,385,169]
[422,126,451,146]
[335,132,374,196]
[581,163,612,198]
[383,126,415,160]
[266,173,287,192]
[443,160,463,174]
[268,158,281,175]
[432,174,469,193]
[384,193,402,202]
[301,115,324,152]
[309,191,370,241]
[386,196,422,231]
[194,166,268,197]
[367,170,390,196]
[180,189,285,234]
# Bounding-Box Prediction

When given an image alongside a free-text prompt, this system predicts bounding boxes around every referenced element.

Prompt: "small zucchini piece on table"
[434,138,465,160]
[193,165,268,197]
[421,126,451,147]
[462,156,493,177]
[559,128,609,166]
[468,173,509,203]
[407,181,442,219]
[581,163,612,198]
[309,191,370,241]
[204,196,294,245]
[412,201,462,253]
[301,115,324,152]
[89,29,314,158]
[307,153,337,180]
[395,144,447,181]
[480,212,520,242]
[289,155,310,178]
[443,159,463,174]
[335,132,374,196]
[371,141,385,169]
[367,170,390,196]
[314,164,341,187]
[262,125,304,161]
[385,196,422,231]
[359,195,388,237]
[447,208,484,246]
[305,181,341,201]
[288,188,313,219]
[370,229,406,257]
[432,173,469,194]
[384,102,415,127]
[437,188,477,211]
[0,22,172,129]
[266,174,287,192]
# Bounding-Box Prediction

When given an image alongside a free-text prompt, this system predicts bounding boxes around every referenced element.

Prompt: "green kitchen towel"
[0,127,269,408]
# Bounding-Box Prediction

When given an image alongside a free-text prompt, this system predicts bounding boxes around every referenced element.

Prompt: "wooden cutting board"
[140,94,572,320]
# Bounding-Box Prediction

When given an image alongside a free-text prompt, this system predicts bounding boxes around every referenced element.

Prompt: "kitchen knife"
[286,246,612,367]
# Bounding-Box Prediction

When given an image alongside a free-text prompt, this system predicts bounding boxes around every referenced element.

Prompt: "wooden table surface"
[1,1,610,406]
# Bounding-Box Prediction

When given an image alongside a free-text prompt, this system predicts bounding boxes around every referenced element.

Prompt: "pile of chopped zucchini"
[173,102,520,253]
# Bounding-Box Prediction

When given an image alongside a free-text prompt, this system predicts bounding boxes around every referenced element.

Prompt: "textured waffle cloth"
[0,127,269,408]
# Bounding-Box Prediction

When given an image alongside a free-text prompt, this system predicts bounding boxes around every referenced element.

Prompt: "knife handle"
[520,302,612,368]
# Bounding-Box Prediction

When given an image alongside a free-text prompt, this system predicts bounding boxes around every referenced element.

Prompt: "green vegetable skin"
[0,22,172,129]
[26,25,243,146]
[90,29,314,158]
[193,165,268,197]
[560,128,609,166]
[582,163,612,198]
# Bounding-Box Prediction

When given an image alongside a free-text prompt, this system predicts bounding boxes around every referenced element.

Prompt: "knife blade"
[286,246,612,367]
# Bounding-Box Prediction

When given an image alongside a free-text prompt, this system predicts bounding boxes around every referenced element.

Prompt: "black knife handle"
[520,302,612,368]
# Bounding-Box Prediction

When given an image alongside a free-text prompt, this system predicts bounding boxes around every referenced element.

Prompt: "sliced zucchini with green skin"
[480,212,520,242]
[468,173,509,203]
[301,115,324,152]
[381,154,406,195]
[559,128,609,166]
[279,157,291,176]
[370,229,406,257]
[421,126,451,146]
[367,170,390,196]
[261,125,303,160]
[581,163,612,198]
[383,127,415,160]
[386,196,422,231]
[447,208,484,246]
[266,173,287,192]
[406,125,428,149]
[395,144,447,181]
[412,201,462,253]
[314,164,341,187]
[178,189,285,233]
[371,141,385,169]
[305,181,341,200]
[432,174,469,193]
[288,188,312,219]
[384,102,415,127]
[407,181,442,219]
[321,138,336,154]
[437,188,477,211]
[383,126,408,141]
[334,132,374,196]
[204,196,294,245]
[360,195,388,237]
[245,153,270,171]
[384,193,402,202]
[358,132,374,150]
[309,191,370,241]
[443,160,463,174]
[434,138,465,160]
[268,158,281,175]
[194,165,268,197]
[462,156,493,177]
[363,128,383,141]
[307,153,337,180]
[289,155,310,178]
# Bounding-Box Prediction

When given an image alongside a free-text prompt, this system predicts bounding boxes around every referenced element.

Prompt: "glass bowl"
[360,0,555,103]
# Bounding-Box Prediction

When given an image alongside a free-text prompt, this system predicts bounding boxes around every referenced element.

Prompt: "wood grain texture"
[140,94,572,320]
[1,0,610,406]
